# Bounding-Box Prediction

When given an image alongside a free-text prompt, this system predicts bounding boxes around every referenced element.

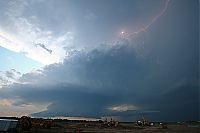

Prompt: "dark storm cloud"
[0,0,199,121]
[2,35,199,121]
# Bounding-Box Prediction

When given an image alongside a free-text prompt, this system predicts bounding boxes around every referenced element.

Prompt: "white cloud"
[0,0,74,65]
[108,104,139,112]
[0,69,21,89]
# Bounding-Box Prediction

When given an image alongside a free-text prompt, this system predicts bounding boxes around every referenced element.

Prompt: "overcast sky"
[0,0,199,121]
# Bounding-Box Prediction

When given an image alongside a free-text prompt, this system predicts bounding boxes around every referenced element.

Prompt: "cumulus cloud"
[0,69,21,88]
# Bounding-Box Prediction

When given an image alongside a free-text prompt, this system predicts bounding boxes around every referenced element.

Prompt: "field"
[22,121,200,133]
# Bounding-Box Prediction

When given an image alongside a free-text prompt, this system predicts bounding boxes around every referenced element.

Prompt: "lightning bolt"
[122,0,171,38]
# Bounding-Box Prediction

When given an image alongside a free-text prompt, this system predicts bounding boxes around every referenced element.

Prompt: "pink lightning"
[121,0,171,38]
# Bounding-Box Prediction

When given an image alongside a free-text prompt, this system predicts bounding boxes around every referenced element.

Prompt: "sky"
[0,0,199,121]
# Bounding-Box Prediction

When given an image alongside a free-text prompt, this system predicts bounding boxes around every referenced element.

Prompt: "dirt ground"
[22,121,200,133]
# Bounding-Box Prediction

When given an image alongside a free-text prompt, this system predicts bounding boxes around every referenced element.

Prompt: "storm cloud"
[2,34,199,121]
[0,0,199,121]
